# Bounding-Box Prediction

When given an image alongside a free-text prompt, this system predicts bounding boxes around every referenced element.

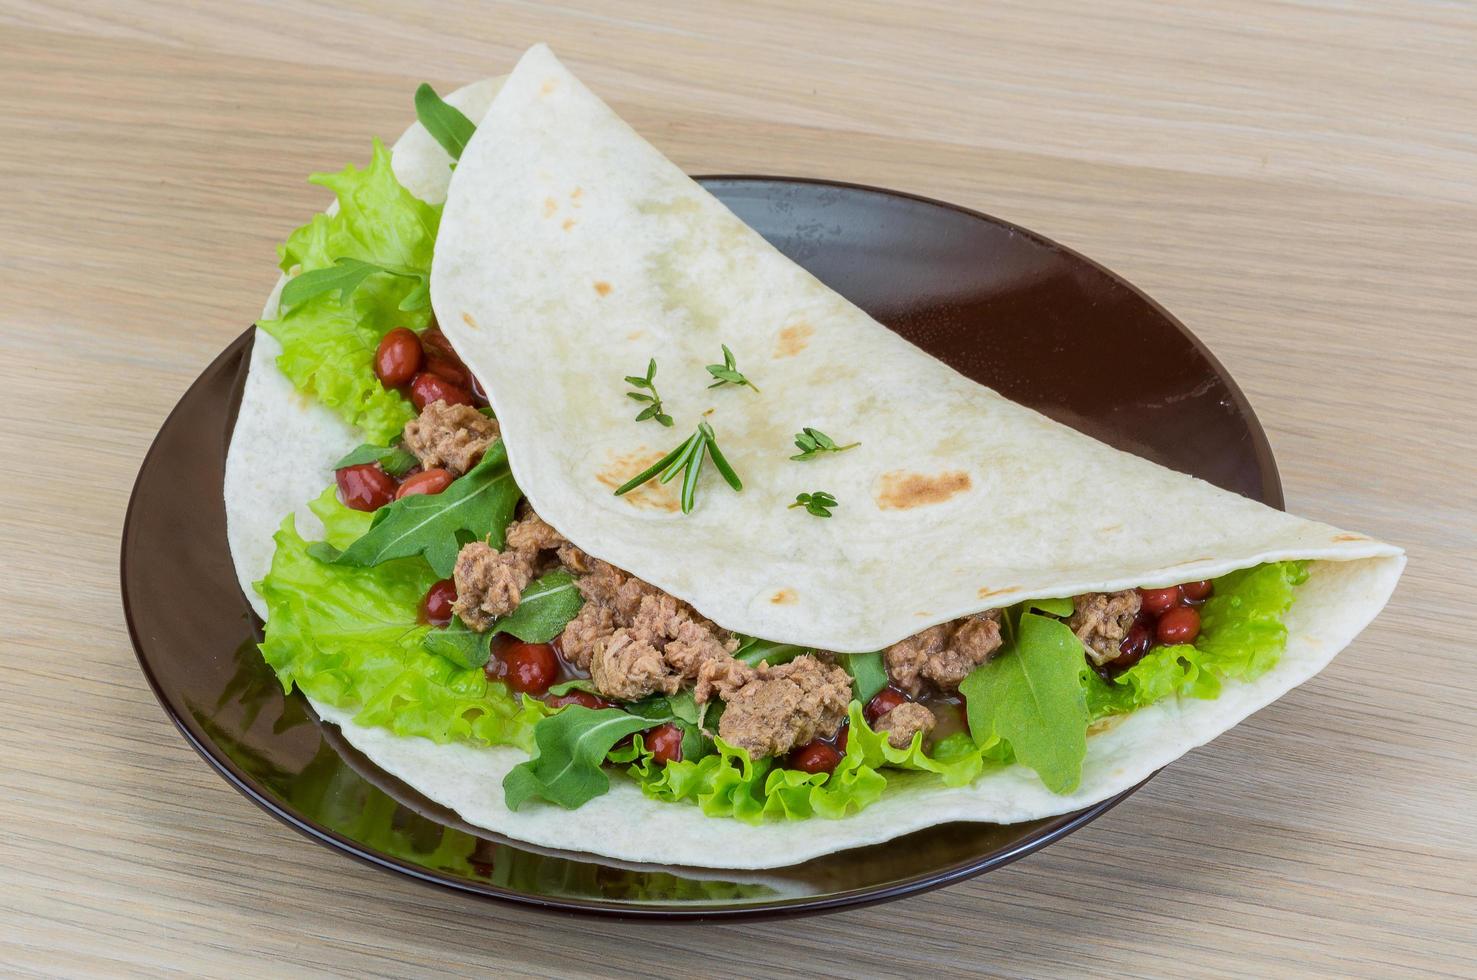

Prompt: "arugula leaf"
[547,678,597,696]
[313,442,520,577]
[837,651,888,703]
[1025,595,1075,618]
[422,615,492,669]
[489,570,584,643]
[733,636,808,667]
[280,257,428,312]
[414,83,476,161]
[503,706,660,810]
[960,611,1089,793]
[332,443,418,476]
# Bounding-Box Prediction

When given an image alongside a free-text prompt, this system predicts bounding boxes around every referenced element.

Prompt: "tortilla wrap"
[225,47,1402,869]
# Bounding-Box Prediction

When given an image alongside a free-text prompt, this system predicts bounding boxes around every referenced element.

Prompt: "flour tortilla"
[225,49,1403,869]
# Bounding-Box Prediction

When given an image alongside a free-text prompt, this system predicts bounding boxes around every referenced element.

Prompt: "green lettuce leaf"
[258,139,439,443]
[256,490,537,748]
[1085,561,1309,717]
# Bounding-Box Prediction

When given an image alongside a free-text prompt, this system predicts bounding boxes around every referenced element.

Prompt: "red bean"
[335,463,397,512]
[864,687,908,725]
[835,724,849,752]
[789,740,842,775]
[469,371,490,408]
[646,723,684,765]
[501,642,558,695]
[409,372,472,411]
[395,467,454,499]
[1115,616,1155,667]
[546,689,615,711]
[419,324,456,361]
[1156,606,1201,646]
[373,327,423,387]
[420,578,457,627]
[1180,579,1214,603]
[424,354,472,390]
[1138,586,1181,617]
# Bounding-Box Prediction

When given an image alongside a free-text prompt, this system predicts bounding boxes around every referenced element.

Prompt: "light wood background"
[2,2,1473,976]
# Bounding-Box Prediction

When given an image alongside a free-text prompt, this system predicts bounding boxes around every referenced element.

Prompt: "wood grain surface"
[2,2,1473,976]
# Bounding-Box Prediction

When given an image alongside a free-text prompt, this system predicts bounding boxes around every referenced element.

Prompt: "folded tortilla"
[226,46,1403,869]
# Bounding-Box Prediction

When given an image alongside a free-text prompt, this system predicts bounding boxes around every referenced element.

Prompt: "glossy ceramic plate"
[123,177,1282,919]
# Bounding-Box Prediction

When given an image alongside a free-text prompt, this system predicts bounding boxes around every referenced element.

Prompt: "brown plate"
[122,177,1282,919]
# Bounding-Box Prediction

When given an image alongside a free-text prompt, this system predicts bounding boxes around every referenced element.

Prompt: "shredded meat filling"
[712,655,851,759]
[450,508,563,631]
[402,399,500,475]
[560,554,737,701]
[451,541,535,630]
[883,609,1003,695]
[1069,590,1141,666]
[876,701,937,749]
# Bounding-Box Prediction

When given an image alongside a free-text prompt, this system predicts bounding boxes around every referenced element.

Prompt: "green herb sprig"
[790,427,860,461]
[789,491,838,518]
[613,421,742,514]
[705,344,760,393]
[624,358,674,427]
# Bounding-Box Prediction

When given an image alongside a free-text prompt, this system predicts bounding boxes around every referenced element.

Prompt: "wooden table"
[3,2,1473,975]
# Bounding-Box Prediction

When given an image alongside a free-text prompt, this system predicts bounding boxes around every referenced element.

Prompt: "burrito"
[226,45,1403,869]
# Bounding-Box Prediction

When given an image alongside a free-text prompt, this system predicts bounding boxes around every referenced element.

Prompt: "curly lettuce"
[255,488,538,748]
[258,139,438,443]
[1083,561,1308,718]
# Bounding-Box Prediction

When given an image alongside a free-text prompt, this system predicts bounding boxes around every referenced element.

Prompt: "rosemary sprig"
[705,344,760,393]
[790,427,860,461]
[789,491,838,517]
[613,421,742,513]
[624,358,674,427]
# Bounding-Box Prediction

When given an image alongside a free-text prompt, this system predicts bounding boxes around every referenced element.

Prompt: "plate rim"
[122,174,1283,920]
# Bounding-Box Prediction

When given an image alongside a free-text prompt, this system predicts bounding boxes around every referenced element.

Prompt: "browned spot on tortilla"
[596,450,680,513]
[562,217,577,231]
[571,187,584,205]
[773,320,814,358]
[915,610,932,617]
[977,586,1018,599]
[626,330,645,341]
[1099,524,1122,533]
[876,470,972,510]
[594,281,612,296]
[1333,533,1366,542]
[542,197,558,217]
[1088,715,1127,736]
[770,589,797,605]
[541,78,557,95]
[461,312,479,329]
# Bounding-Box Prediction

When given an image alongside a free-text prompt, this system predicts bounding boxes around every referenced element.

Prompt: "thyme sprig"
[789,491,838,518]
[705,344,760,393]
[624,358,674,427]
[613,421,742,513]
[790,427,860,461]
